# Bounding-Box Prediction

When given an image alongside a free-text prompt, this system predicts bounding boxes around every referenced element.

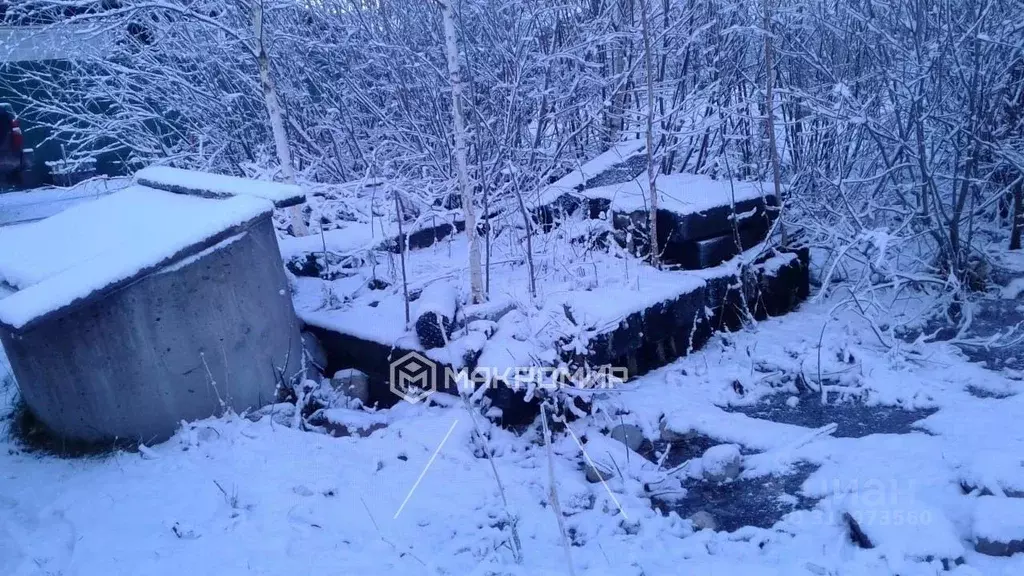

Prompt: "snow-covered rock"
[835,492,965,563]
[689,510,717,531]
[960,450,1024,497]
[413,282,458,349]
[700,444,743,483]
[973,496,1024,556]
[313,407,387,438]
[585,461,615,483]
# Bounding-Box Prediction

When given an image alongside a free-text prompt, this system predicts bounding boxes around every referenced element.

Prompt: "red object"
[10,118,22,152]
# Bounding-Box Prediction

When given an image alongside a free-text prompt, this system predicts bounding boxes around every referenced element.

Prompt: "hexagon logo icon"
[389,351,438,404]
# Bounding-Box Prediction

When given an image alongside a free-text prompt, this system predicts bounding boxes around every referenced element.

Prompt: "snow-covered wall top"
[582,172,778,216]
[135,166,305,208]
[535,139,646,206]
[0,186,273,330]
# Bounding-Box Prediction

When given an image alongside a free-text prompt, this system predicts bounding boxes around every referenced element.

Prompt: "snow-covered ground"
[3,293,1024,575]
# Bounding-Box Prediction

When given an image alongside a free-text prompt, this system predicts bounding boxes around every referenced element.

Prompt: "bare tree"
[438,0,484,303]
[639,0,660,268]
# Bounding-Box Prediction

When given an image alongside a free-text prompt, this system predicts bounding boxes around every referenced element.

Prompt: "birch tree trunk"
[440,0,484,303]
[252,0,308,236]
[762,0,783,244]
[639,0,660,268]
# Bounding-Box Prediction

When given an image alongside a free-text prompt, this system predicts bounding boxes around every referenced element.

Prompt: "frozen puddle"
[643,431,820,533]
[653,462,819,532]
[726,394,937,438]
[646,395,938,532]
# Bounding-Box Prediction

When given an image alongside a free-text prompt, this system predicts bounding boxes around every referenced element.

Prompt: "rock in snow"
[689,510,717,531]
[659,418,691,442]
[413,282,458,349]
[973,496,1024,556]
[700,444,743,483]
[585,461,615,483]
[836,491,964,563]
[609,423,645,452]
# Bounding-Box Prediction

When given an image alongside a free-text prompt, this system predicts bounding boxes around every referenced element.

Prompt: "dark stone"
[976,537,1024,557]
[484,382,540,430]
[561,283,706,378]
[380,219,466,252]
[587,198,612,219]
[415,311,453,349]
[286,253,321,278]
[533,193,586,232]
[285,252,355,281]
[844,512,875,549]
[746,250,810,320]
[611,195,778,267]
[668,219,770,270]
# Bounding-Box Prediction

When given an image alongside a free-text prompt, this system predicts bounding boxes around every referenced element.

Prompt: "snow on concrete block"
[973,496,1024,556]
[0,185,303,444]
[414,282,458,349]
[135,166,305,208]
[535,139,646,205]
[0,186,273,330]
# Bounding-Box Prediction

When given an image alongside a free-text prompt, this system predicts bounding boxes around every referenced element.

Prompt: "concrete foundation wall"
[0,216,303,444]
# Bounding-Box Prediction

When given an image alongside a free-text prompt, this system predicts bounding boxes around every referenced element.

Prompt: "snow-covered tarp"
[0,186,273,330]
[135,166,305,208]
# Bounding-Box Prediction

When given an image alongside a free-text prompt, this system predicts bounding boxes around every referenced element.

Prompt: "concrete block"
[1,215,303,444]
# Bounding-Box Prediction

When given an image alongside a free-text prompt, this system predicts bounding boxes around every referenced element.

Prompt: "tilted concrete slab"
[0,184,303,444]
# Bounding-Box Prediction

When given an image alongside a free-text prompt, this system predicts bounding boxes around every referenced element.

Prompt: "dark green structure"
[0,25,132,184]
